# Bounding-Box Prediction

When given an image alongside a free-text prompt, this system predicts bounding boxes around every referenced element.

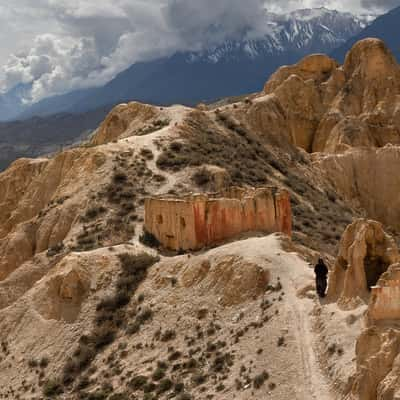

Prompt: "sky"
[0,0,397,103]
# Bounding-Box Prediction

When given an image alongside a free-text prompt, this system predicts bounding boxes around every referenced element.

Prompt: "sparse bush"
[113,171,128,184]
[39,357,49,368]
[84,206,107,220]
[139,230,160,248]
[157,378,173,394]
[216,383,225,392]
[253,371,269,389]
[28,358,38,368]
[140,148,154,160]
[42,379,63,397]
[60,253,158,386]
[192,168,211,186]
[328,343,337,355]
[161,329,176,342]
[152,368,165,381]
[153,174,167,183]
[143,382,157,393]
[129,375,148,390]
[192,373,207,386]
[169,141,183,152]
[174,382,185,393]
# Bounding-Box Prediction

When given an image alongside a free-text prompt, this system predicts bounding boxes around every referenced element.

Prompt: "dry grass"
[156,110,356,254]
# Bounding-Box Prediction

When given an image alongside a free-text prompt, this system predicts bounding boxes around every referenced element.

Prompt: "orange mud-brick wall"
[144,187,292,251]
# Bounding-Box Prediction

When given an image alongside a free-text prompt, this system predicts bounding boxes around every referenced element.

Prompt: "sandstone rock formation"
[368,263,400,323]
[246,38,400,154]
[315,145,400,229]
[0,148,109,280]
[91,102,158,145]
[328,219,399,308]
[144,187,291,251]
[348,327,400,400]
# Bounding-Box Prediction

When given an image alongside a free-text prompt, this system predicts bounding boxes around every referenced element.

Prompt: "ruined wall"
[144,187,291,251]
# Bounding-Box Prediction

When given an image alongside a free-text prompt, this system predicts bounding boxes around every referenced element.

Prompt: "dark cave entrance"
[364,255,390,290]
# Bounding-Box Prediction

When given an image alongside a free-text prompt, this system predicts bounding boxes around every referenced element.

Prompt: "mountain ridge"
[1,7,365,121]
[331,5,400,62]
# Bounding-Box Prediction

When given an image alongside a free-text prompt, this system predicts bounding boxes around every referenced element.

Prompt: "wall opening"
[364,255,390,290]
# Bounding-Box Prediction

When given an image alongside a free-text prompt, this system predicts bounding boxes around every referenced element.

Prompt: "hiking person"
[314,258,328,298]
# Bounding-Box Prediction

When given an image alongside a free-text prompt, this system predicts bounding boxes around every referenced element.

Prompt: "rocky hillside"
[2,38,400,400]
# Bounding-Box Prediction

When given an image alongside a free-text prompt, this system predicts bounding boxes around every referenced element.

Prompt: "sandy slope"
[0,234,342,399]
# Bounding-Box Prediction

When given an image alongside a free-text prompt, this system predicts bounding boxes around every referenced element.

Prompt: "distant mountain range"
[0,107,110,171]
[8,5,400,172]
[331,6,400,62]
[0,8,365,122]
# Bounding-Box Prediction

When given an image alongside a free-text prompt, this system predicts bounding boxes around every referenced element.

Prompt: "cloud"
[360,0,400,11]
[163,0,268,48]
[1,34,102,101]
[0,0,386,102]
[0,0,272,102]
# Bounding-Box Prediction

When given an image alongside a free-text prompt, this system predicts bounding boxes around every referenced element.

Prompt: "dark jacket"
[314,259,328,278]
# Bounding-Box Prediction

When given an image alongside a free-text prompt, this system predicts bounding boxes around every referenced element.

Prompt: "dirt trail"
[252,236,337,400]
[289,283,334,400]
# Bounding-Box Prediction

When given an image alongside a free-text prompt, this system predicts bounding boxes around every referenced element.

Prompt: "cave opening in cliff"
[364,255,389,291]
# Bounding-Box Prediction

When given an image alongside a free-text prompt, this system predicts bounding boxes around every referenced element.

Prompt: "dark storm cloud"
[164,0,267,47]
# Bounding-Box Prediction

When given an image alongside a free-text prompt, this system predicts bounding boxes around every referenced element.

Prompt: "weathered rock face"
[316,145,400,229]
[0,158,49,237]
[32,254,92,323]
[247,38,400,154]
[0,147,109,281]
[348,327,400,400]
[145,187,292,251]
[91,102,158,145]
[328,219,399,308]
[369,263,400,323]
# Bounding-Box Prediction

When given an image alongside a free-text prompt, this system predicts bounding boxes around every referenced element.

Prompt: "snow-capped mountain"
[187,8,365,63]
[5,8,366,121]
[332,5,400,63]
